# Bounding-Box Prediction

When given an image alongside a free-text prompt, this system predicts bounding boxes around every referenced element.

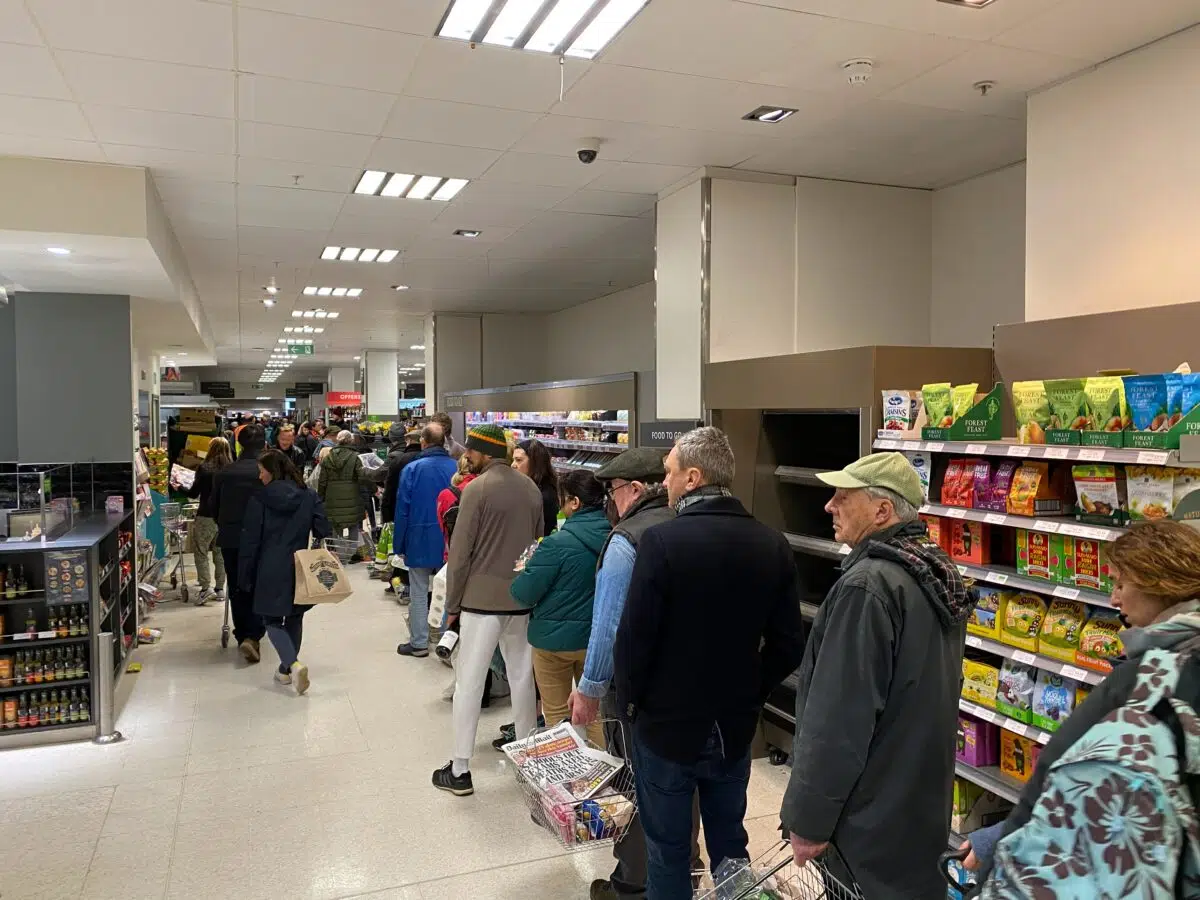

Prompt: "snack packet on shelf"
[1012,381,1050,444]
[1045,378,1090,432]
[1123,375,1170,432]
[952,383,980,421]
[1084,376,1129,433]
[882,390,921,432]
[922,383,953,429]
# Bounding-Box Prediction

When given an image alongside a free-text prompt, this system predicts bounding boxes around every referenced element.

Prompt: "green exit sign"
[288,345,314,355]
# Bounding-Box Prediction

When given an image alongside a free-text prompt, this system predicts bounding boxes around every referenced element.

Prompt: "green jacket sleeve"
[510,535,563,609]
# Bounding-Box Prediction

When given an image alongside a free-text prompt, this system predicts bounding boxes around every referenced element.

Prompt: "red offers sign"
[326,392,362,406]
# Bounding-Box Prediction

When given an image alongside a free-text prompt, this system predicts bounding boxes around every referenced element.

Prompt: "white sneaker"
[274,670,292,686]
[196,588,214,607]
[291,661,310,696]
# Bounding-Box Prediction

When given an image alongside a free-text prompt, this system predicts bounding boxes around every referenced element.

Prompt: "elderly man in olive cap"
[781,452,973,899]
[568,447,677,900]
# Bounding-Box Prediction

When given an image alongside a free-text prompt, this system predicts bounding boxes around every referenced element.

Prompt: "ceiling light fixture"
[284,326,295,332]
[46,247,71,255]
[322,247,400,263]
[437,0,648,59]
[352,170,469,202]
[439,0,493,40]
[742,105,797,124]
[406,175,443,201]
[484,0,542,45]
[306,286,362,296]
[354,356,361,361]
[262,298,275,307]
[454,229,482,238]
[381,173,415,197]
[527,0,592,53]
[936,0,997,6]
[391,285,410,291]
[354,170,388,195]
[410,344,426,350]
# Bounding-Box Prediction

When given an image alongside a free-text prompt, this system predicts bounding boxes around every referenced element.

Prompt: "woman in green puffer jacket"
[317,431,364,545]
[510,470,611,746]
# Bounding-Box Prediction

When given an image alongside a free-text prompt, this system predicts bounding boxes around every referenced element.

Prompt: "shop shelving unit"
[706,345,995,761]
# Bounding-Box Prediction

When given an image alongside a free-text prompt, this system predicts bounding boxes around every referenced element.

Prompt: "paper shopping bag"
[428,564,448,628]
[293,548,354,605]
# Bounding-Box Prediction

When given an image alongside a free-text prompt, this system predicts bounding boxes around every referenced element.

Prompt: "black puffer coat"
[239,479,331,618]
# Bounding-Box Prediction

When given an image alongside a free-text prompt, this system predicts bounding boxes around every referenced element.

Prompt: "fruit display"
[144,448,168,495]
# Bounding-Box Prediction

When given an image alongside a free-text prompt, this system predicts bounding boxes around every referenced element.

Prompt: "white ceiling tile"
[401,237,495,259]
[424,222,517,244]
[364,139,503,179]
[603,0,830,83]
[236,224,329,255]
[0,134,105,162]
[29,0,234,69]
[509,115,669,161]
[237,184,344,231]
[453,180,575,210]
[625,129,772,168]
[57,52,235,118]
[0,96,91,140]
[0,2,45,45]
[402,39,588,113]
[238,75,395,135]
[164,199,236,230]
[338,193,448,224]
[883,44,1090,118]
[584,161,696,194]
[432,199,541,230]
[382,97,541,150]
[155,176,237,207]
[553,190,656,217]
[0,44,72,100]
[736,0,1055,41]
[85,107,234,154]
[238,0,445,35]
[323,220,427,250]
[753,20,975,97]
[237,156,361,194]
[994,0,1200,63]
[481,151,618,189]
[102,144,235,181]
[237,121,374,168]
[237,8,425,92]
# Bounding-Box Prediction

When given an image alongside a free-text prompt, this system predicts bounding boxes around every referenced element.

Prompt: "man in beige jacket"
[433,422,544,797]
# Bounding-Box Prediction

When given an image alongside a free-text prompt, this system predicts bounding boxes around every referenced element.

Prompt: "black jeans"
[220,547,265,643]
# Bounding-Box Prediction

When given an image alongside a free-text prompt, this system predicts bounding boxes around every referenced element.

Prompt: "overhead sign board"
[200,381,234,399]
[326,391,362,406]
[287,345,314,355]
[638,420,702,448]
[294,381,324,394]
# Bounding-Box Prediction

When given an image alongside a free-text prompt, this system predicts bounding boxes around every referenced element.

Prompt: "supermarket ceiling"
[0,0,1197,367]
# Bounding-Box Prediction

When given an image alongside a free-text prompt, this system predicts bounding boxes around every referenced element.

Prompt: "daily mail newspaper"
[503,722,624,802]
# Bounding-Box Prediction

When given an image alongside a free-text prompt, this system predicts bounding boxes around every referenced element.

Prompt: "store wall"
[0,300,15,460]
[656,179,704,419]
[434,314,482,406]
[1026,25,1200,320]
[481,314,547,387]
[932,164,1027,347]
[15,293,134,463]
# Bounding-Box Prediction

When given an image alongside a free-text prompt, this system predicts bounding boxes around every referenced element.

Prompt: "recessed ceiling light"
[292,311,303,318]
[937,0,996,6]
[284,326,295,333]
[454,229,481,238]
[321,246,340,260]
[339,247,360,261]
[358,249,381,262]
[410,344,426,350]
[354,170,388,195]
[432,178,469,202]
[46,246,70,255]
[392,285,410,291]
[571,0,649,58]
[484,0,541,46]
[407,175,443,201]
[317,287,333,296]
[321,247,399,263]
[354,356,361,361]
[303,286,318,295]
[256,397,270,400]
[743,105,797,124]
[250,347,265,352]
[438,0,646,59]
[262,298,275,307]
[380,173,415,197]
[377,249,399,263]
[348,288,363,297]
[303,311,316,318]
[314,327,324,333]
[327,312,340,319]
[332,288,348,297]
[527,0,592,53]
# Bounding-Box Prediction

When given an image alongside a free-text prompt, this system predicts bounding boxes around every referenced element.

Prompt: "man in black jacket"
[211,424,268,663]
[274,424,306,470]
[614,427,805,899]
[378,424,423,524]
[781,452,971,899]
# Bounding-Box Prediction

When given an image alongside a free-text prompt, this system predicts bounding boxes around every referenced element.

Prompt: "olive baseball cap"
[595,447,668,483]
[817,452,924,509]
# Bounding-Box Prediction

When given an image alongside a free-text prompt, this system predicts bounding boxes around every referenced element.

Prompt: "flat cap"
[595,447,667,483]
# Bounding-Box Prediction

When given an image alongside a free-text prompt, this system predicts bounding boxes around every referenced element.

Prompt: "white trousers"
[451,612,537,765]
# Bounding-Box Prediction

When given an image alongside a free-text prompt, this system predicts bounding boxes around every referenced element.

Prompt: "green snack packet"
[1012,381,1050,444]
[1045,378,1089,431]
[922,383,953,429]
[1084,376,1127,433]
[951,383,979,421]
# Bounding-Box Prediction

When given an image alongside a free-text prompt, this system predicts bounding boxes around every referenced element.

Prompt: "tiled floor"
[0,565,792,900]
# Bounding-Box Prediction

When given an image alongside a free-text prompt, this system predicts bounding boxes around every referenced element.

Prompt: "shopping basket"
[694,842,865,900]
[508,720,638,853]
[324,535,362,565]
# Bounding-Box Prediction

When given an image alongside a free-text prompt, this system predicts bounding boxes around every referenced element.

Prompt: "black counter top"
[0,511,131,553]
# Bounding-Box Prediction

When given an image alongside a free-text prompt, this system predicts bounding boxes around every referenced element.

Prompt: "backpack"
[442,486,463,548]
[980,647,1200,900]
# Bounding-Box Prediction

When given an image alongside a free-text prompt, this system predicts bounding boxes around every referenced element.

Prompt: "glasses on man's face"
[605,482,633,502]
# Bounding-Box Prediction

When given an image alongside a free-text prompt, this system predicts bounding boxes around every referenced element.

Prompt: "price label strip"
[1060,665,1090,682]
[1012,650,1037,665]
[985,572,1009,586]
[946,508,967,519]
[1053,586,1081,600]
[1033,520,1061,533]
[878,439,899,450]
[1044,447,1070,460]
[965,444,988,455]
[926,442,945,453]
[1078,448,1106,461]
[984,513,1008,525]
[1137,450,1170,465]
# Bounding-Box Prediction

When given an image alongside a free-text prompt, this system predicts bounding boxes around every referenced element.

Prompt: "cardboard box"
[951,777,1011,834]
[950,520,990,565]
[956,715,999,767]
[1016,529,1066,583]
[921,514,951,553]
[1000,729,1038,783]
[1068,537,1113,592]
[962,659,1000,708]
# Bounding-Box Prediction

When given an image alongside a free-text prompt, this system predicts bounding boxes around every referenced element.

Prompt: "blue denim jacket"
[578,534,636,698]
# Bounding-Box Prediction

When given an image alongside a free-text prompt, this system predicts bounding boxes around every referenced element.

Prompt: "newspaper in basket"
[504,722,638,852]
[693,842,865,900]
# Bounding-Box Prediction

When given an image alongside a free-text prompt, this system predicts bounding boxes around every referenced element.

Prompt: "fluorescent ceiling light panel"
[284,326,294,332]
[410,344,426,350]
[439,0,492,39]
[392,284,410,291]
[406,175,442,200]
[380,173,415,197]
[484,0,543,46]
[303,286,318,295]
[378,250,399,263]
[314,311,328,318]
[317,287,333,296]
[432,178,469,201]
[46,246,70,255]
[358,249,380,262]
[332,288,347,297]
[348,288,363,297]
[314,328,325,333]
[454,229,482,238]
[292,311,303,318]
[302,326,314,333]
[937,0,996,6]
[303,311,316,318]
[339,247,361,261]
[354,170,388,195]
[327,312,340,319]
[321,246,340,260]
[743,105,797,123]
[527,0,595,53]
[566,0,646,58]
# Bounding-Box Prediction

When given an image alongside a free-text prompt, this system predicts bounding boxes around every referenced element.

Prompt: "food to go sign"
[326,392,362,406]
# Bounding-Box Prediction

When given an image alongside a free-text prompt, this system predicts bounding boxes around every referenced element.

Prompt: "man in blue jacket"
[395,424,458,658]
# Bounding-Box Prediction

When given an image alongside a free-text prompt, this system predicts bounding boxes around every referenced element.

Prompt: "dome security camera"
[577,137,601,165]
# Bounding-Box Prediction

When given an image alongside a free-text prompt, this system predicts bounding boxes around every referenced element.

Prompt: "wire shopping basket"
[324,536,362,564]
[694,842,865,900]
[507,720,638,853]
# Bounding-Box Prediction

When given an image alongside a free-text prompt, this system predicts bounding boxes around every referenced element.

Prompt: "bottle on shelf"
[0,565,6,597]
[79,689,90,723]
[68,689,79,723]
[53,648,64,682]
[2,695,15,729]
[79,605,89,636]
[24,607,36,634]
[17,692,28,728]
[15,565,26,595]
[4,567,15,600]
[68,606,79,637]
[0,653,11,688]
[56,611,69,639]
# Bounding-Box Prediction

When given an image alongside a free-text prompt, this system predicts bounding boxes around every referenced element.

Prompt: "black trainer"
[431,762,473,796]
[396,643,429,658]
[589,880,620,900]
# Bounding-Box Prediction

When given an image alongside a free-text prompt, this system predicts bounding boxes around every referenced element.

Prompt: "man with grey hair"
[613,426,805,898]
[781,452,972,899]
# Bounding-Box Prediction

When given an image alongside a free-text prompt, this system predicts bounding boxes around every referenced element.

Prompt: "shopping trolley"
[694,842,866,900]
[508,720,638,852]
[324,535,363,565]
[159,501,198,603]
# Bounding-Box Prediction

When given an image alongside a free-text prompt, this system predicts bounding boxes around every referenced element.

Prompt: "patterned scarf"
[674,484,733,513]
[864,520,974,626]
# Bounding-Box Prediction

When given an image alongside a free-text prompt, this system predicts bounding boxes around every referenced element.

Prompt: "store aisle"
[0,564,792,900]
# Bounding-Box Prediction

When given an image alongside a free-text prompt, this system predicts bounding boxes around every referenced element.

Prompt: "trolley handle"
[938,845,982,900]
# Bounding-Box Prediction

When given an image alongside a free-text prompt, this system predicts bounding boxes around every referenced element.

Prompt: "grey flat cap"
[595,447,668,482]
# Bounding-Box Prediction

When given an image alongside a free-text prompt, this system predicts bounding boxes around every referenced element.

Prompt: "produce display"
[144,447,168,495]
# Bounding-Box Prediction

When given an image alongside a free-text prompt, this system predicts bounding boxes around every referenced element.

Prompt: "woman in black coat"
[239,450,331,695]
